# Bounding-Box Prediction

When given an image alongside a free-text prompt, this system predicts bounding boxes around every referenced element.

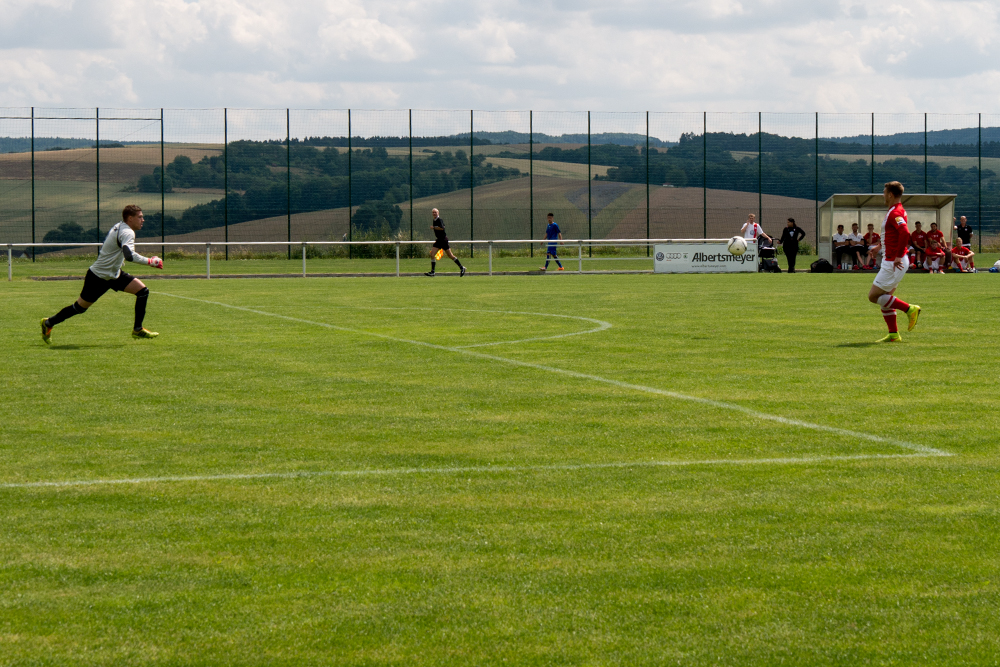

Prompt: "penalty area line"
[155,292,952,459]
[0,453,941,490]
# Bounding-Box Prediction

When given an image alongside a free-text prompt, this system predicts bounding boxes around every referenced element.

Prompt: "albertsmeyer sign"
[652,241,757,273]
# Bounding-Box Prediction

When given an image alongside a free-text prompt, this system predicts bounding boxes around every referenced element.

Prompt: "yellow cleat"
[40,318,52,344]
[906,304,921,332]
[876,332,902,343]
[132,328,159,339]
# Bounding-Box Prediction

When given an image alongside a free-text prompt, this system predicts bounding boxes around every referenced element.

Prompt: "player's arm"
[558,232,563,244]
[892,219,910,270]
[121,229,163,269]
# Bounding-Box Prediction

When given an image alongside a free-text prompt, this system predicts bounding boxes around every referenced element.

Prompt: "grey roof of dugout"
[819,194,957,208]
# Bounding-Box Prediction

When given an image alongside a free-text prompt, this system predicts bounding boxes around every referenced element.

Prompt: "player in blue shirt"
[540,213,564,271]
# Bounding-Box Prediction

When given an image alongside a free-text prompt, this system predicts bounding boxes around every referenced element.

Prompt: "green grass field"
[3,270,1000,665]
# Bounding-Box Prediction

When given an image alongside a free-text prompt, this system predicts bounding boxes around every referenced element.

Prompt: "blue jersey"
[545,222,561,240]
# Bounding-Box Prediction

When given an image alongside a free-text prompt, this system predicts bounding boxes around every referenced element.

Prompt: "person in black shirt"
[954,216,974,248]
[426,208,466,277]
[777,217,806,272]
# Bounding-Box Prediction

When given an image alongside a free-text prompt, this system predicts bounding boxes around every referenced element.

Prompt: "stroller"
[757,236,780,272]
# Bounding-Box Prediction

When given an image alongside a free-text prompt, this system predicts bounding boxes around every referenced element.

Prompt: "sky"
[0,0,997,114]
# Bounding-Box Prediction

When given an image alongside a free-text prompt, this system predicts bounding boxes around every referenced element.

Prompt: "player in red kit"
[924,222,947,273]
[952,243,976,272]
[867,181,921,343]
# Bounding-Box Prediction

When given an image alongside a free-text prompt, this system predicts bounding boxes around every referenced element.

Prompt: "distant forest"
[36,130,1000,244]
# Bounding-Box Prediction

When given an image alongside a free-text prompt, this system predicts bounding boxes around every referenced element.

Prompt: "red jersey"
[926,229,945,250]
[864,232,880,246]
[881,203,910,261]
[953,245,972,258]
[910,230,927,249]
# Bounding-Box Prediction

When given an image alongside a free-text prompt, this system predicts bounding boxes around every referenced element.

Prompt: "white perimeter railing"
[5,238,736,281]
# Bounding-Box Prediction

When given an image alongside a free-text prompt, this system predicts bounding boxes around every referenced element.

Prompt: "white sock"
[877,294,893,308]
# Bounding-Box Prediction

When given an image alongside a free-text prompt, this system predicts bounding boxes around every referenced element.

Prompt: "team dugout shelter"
[818,194,957,264]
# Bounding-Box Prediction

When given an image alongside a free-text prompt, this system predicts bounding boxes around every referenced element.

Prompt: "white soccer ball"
[727,236,748,256]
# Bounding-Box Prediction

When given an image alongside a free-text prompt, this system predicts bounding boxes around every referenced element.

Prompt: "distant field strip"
[160,293,949,458]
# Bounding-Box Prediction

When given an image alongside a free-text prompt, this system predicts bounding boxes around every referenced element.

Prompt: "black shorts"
[433,239,450,251]
[80,269,135,304]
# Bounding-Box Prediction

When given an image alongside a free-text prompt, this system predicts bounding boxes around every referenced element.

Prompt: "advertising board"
[653,241,757,273]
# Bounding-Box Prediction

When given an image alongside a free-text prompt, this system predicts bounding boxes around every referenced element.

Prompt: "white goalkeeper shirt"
[89,221,149,280]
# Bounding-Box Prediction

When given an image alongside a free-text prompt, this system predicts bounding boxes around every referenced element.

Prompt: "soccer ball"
[727,236,748,256]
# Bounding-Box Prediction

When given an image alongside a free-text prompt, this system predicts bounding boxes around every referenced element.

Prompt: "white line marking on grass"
[0,453,940,490]
[312,305,613,348]
[157,292,951,458]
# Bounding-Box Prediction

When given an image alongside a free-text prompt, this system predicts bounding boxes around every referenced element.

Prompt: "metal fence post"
[7,244,11,282]
[95,107,101,242]
[646,110,650,256]
[529,110,534,258]
[206,242,211,279]
[409,109,413,241]
[302,242,307,277]
[923,112,928,194]
[870,112,875,193]
[979,112,982,253]
[587,110,592,257]
[758,111,762,226]
[702,111,707,239]
[488,240,493,276]
[470,109,474,258]
[224,108,228,261]
[30,107,35,262]
[348,109,352,259]
[160,108,165,257]
[287,108,292,260]
[396,241,400,277]
[578,240,583,273]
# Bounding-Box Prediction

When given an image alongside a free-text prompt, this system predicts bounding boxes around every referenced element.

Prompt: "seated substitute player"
[868,181,920,343]
[40,204,163,343]
[909,221,927,269]
[539,213,564,271]
[848,222,867,269]
[952,242,976,272]
[863,223,881,268]
[832,224,852,268]
[425,208,466,277]
[924,221,947,273]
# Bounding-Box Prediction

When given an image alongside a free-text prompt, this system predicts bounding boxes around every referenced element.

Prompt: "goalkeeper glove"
[148,256,163,269]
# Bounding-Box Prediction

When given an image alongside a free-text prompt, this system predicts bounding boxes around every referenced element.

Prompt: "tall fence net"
[3,109,998,262]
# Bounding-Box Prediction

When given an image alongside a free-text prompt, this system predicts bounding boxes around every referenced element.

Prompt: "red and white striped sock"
[882,309,898,333]
[888,296,910,311]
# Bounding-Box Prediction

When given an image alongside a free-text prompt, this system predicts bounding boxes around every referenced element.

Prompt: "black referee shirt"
[955,223,973,246]
[433,217,448,242]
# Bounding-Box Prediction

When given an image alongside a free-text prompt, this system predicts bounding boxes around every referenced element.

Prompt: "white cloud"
[0,0,997,113]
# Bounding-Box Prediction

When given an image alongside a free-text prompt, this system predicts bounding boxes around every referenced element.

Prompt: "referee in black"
[425,208,466,277]
[777,217,806,273]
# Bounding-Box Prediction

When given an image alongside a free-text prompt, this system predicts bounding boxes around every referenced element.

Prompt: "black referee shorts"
[80,269,135,304]
[433,239,451,251]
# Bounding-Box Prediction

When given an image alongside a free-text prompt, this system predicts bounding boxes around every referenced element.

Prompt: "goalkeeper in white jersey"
[41,205,164,343]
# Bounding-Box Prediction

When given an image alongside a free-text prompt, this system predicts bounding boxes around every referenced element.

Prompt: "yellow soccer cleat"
[40,318,52,345]
[132,328,159,339]
[906,304,921,332]
[876,332,902,343]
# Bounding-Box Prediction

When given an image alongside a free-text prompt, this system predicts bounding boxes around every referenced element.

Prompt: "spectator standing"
[740,213,772,243]
[777,217,806,273]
